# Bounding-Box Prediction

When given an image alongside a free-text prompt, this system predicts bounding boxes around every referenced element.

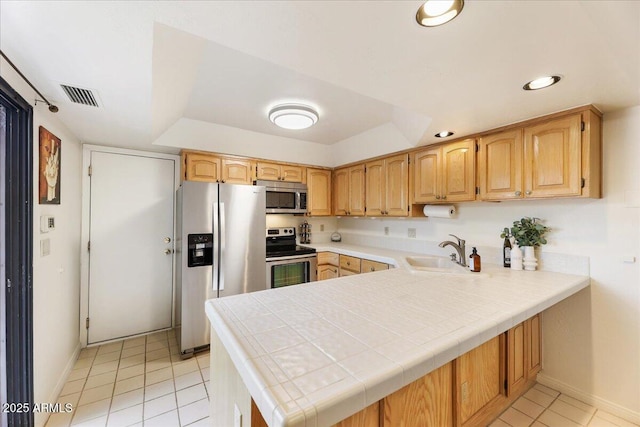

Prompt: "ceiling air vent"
[60,84,99,107]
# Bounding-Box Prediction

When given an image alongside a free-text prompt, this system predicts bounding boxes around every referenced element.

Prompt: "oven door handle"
[266,254,317,262]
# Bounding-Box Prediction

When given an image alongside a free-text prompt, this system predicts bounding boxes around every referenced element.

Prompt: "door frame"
[80,145,180,347]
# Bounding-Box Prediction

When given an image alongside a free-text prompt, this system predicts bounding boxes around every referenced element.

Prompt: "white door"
[87,151,175,344]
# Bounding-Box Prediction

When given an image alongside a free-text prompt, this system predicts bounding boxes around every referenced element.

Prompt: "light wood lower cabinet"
[339,255,361,276]
[317,252,340,280]
[361,259,390,274]
[383,362,453,427]
[317,253,390,280]
[456,336,503,427]
[251,315,542,427]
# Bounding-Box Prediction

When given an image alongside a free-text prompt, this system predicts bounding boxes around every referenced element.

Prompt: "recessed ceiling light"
[268,104,318,130]
[523,75,562,91]
[416,0,464,27]
[435,131,454,138]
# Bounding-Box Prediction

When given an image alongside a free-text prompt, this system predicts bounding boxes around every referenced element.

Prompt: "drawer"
[318,251,339,266]
[339,255,361,273]
[339,268,359,277]
[361,259,389,273]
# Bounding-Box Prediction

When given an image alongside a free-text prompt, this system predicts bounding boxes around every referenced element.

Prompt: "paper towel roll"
[422,205,456,218]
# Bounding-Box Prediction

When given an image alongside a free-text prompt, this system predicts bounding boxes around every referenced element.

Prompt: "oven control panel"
[266,227,296,237]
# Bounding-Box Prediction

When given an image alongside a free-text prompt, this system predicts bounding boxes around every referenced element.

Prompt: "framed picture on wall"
[39,126,61,204]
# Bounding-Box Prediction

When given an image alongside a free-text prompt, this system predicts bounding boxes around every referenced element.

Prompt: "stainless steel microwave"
[257,180,308,214]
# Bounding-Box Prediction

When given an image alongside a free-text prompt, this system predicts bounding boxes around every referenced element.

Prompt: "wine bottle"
[503,236,512,268]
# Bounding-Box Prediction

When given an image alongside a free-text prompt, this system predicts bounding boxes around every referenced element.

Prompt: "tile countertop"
[204,244,590,427]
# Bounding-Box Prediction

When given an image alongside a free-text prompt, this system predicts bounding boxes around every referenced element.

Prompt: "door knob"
[164,249,172,255]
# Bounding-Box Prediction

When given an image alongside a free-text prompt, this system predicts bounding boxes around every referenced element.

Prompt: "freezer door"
[177,181,217,355]
[217,184,267,298]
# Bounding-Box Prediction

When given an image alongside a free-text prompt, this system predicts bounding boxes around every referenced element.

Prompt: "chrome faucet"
[439,234,467,267]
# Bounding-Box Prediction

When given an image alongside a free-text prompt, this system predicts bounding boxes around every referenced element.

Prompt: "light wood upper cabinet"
[413,140,475,204]
[478,110,601,201]
[256,161,303,182]
[183,152,221,182]
[221,158,253,184]
[478,130,523,201]
[412,147,440,203]
[306,168,332,216]
[365,159,385,216]
[182,152,253,184]
[333,164,365,216]
[366,154,409,217]
[524,114,582,198]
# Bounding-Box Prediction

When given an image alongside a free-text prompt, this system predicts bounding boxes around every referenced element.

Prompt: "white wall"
[335,106,640,419]
[1,60,83,426]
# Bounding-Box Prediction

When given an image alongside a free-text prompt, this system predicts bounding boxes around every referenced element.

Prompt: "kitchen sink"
[405,256,471,274]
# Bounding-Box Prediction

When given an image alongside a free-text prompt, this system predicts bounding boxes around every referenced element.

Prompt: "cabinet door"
[383,362,453,427]
[256,162,281,181]
[333,168,349,216]
[385,154,409,217]
[281,164,303,182]
[523,114,582,198]
[478,130,523,201]
[365,159,385,216]
[526,314,542,378]
[307,168,332,216]
[349,164,366,216]
[442,139,476,202]
[317,264,339,281]
[456,336,501,426]
[507,322,527,397]
[221,158,253,184]
[412,148,440,203]
[185,153,221,182]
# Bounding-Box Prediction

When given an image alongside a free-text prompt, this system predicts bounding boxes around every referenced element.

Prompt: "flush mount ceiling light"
[268,104,318,130]
[435,130,454,138]
[416,0,464,27]
[523,75,562,91]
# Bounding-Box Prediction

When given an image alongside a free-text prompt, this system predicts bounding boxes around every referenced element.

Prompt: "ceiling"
[1,1,639,165]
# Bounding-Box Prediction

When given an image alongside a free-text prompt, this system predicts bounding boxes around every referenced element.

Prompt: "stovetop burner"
[266,227,316,258]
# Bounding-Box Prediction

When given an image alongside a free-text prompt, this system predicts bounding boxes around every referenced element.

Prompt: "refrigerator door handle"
[219,202,226,292]
[213,202,220,293]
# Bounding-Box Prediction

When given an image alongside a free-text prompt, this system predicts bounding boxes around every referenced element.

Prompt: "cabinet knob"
[525,190,532,195]
[347,261,351,266]
[164,249,172,255]
[370,267,375,272]
[515,191,522,196]
[436,195,441,200]
[442,196,447,200]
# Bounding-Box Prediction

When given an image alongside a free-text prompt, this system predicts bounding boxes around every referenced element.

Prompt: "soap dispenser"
[469,247,481,272]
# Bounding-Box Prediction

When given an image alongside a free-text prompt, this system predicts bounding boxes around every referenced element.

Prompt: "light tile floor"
[45,329,211,427]
[46,331,639,427]
[490,383,639,427]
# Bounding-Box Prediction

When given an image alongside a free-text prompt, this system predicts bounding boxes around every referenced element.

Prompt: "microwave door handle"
[218,202,225,293]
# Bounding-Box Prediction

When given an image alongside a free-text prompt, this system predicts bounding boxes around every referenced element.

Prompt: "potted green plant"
[500,217,549,270]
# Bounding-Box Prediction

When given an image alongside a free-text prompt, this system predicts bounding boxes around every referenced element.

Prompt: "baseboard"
[38,341,82,427]
[537,372,640,424]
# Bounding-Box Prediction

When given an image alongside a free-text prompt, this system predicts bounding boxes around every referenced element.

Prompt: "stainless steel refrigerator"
[175,181,266,357]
